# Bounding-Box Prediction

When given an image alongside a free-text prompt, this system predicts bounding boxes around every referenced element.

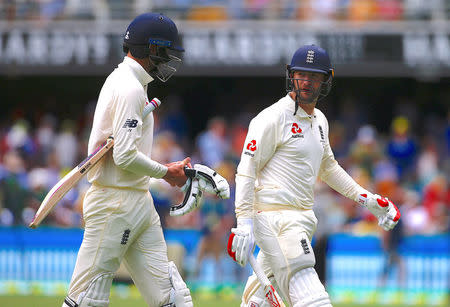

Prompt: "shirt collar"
[122,56,153,86]
[284,94,316,118]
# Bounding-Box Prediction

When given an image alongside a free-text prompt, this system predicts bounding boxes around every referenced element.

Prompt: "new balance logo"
[122,119,138,129]
[301,239,310,254]
[121,229,130,245]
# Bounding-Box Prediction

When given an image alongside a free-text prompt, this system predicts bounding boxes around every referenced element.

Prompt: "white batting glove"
[227,218,255,267]
[194,164,230,199]
[358,193,401,231]
[170,164,230,216]
[170,178,202,217]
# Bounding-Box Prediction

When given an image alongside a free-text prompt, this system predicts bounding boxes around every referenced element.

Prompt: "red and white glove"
[227,218,255,267]
[358,193,401,231]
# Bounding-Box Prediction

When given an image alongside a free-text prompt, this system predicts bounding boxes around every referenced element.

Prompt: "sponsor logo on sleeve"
[291,123,304,138]
[123,119,138,131]
[244,140,257,157]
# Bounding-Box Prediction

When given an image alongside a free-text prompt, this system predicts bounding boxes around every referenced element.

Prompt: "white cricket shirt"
[235,94,368,218]
[87,56,167,191]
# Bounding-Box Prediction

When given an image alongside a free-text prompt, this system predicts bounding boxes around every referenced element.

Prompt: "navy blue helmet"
[286,45,334,110]
[123,13,184,82]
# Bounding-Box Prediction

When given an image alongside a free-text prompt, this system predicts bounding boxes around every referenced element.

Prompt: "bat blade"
[29,137,115,228]
[249,254,285,307]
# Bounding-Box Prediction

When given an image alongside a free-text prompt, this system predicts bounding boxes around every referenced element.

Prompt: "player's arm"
[230,113,279,266]
[235,113,279,218]
[318,119,400,231]
[111,86,168,178]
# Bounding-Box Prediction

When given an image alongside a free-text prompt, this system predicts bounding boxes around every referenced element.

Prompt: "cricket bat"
[249,254,285,307]
[29,97,162,229]
[227,233,285,307]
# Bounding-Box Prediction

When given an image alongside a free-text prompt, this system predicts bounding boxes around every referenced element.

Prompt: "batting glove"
[227,218,255,267]
[170,164,230,216]
[194,164,230,199]
[358,193,401,231]
[170,176,203,217]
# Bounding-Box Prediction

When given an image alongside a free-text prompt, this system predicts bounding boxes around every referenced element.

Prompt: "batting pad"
[77,272,114,307]
[289,268,332,307]
[168,261,193,307]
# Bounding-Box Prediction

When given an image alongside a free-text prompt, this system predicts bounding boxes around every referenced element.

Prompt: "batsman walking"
[63,13,193,307]
[228,45,401,307]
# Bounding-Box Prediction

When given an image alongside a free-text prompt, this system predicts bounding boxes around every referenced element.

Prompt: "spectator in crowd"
[328,120,348,161]
[3,0,449,21]
[313,181,348,284]
[0,150,30,225]
[194,161,236,282]
[402,189,430,235]
[349,125,383,176]
[416,137,439,187]
[157,95,189,142]
[4,119,35,159]
[378,217,405,289]
[35,114,57,160]
[377,177,406,289]
[53,119,78,169]
[386,116,418,180]
[196,117,229,169]
[422,174,450,233]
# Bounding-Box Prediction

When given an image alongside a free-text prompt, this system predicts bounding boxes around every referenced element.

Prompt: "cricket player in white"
[62,13,193,307]
[228,45,401,307]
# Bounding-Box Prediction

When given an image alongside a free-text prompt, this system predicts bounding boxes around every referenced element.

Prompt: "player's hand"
[227,218,255,267]
[163,157,191,187]
[358,193,401,231]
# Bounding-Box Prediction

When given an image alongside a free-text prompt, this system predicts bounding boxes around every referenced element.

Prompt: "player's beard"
[295,87,320,104]
[292,78,321,104]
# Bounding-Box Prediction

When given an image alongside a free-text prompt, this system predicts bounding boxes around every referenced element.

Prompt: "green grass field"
[0,296,431,307]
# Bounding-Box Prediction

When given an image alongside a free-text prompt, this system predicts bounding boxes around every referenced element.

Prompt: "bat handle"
[143,97,161,117]
[249,254,270,287]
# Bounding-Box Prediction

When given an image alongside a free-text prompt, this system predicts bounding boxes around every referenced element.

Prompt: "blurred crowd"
[1,0,448,22]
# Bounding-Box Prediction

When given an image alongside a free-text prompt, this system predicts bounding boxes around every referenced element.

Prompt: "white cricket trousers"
[66,184,172,306]
[245,208,319,306]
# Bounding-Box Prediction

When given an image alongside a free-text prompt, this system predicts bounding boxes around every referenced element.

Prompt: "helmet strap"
[293,97,299,116]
